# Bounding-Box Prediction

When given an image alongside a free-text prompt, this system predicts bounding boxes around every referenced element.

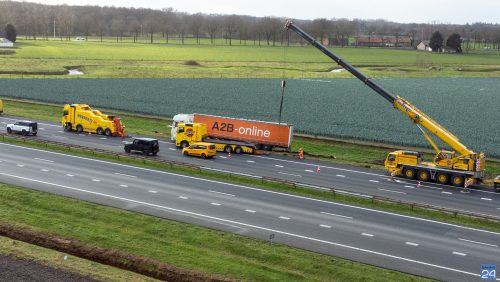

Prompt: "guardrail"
[2,132,499,223]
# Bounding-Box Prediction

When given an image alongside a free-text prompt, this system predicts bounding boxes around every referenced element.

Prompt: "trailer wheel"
[104,128,112,136]
[96,127,103,135]
[403,168,416,179]
[262,144,273,151]
[417,170,430,182]
[234,146,242,154]
[76,124,84,133]
[224,146,232,153]
[436,173,449,185]
[451,175,464,187]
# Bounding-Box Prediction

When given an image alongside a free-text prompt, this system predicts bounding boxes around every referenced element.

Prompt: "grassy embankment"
[1,39,499,78]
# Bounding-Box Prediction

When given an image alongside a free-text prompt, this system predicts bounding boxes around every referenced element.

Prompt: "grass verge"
[0,236,159,282]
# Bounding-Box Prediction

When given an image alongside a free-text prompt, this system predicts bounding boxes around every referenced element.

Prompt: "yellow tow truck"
[286,21,487,189]
[61,104,126,137]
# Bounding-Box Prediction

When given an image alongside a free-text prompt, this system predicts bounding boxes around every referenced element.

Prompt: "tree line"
[1,1,500,50]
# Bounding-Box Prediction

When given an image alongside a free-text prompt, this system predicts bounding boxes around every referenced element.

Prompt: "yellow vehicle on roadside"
[182,142,216,159]
[0,99,3,114]
[494,175,500,192]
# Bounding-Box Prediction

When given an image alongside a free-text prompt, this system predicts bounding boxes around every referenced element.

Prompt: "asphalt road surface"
[1,142,499,281]
[1,115,499,218]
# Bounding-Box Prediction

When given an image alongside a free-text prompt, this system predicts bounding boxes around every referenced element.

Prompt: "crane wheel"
[404,168,416,179]
[451,175,464,187]
[417,170,430,182]
[235,146,242,154]
[436,173,449,185]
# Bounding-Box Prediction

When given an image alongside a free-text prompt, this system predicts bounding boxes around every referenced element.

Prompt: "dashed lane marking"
[245,209,256,213]
[452,251,466,256]
[149,190,158,193]
[406,242,419,246]
[34,158,54,163]
[320,224,331,229]
[442,191,453,195]
[305,169,314,172]
[336,174,346,178]
[361,233,374,237]
[481,198,492,201]
[277,172,302,177]
[275,165,284,168]
[92,179,101,182]
[279,216,290,220]
[320,211,353,219]
[114,172,137,178]
[211,202,221,206]
[369,180,379,183]
[66,174,74,177]
[119,184,128,188]
[378,188,407,195]
[209,190,235,197]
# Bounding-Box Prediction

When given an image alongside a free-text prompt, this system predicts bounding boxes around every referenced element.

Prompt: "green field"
[1,39,499,78]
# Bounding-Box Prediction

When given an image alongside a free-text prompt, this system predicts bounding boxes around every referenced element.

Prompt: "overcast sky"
[28,0,500,24]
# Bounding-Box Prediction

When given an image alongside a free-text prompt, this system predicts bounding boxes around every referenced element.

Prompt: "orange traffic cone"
[316,166,321,173]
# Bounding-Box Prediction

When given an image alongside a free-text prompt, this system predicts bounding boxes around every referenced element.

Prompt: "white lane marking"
[52,135,68,139]
[245,209,256,213]
[404,185,415,189]
[452,251,466,256]
[16,164,24,167]
[34,158,54,163]
[178,196,188,199]
[481,198,492,201]
[320,211,353,219]
[39,128,45,130]
[275,164,284,168]
[114,172,137,178]
[246,160,255,163]
[209,190,235,197]
[378,188,407,195]
[168,148,177,151]
[336,174,345,178]
[442,191,453,195]
[149,190,158,193]
[277,172,302,177]
[66,174,74,177]
[92,179,101,182]
[121,141,128,143]
[279,216,290,220]
[119,184,128,188]
[369,180,379,183]
[3,143,500,236]
[361,233,374,237]
[406,242,419,246]
[211,202,221,206]
[41,169,49,172]
[57,131,64,133]
[100,137,107,140]
[253,155,384,177]
[304,169,314,172]
[458,238,498,247]
[320,224,331,228]
[218,156,227,159]
[0,122,5,124]
[0,171,486,279]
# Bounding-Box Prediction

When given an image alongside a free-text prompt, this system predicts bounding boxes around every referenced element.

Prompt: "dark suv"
[124,138,159,156]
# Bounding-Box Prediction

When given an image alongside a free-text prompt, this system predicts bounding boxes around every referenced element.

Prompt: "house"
[417,41,432,52]
[355,35,412,48]
[0,38,14,48]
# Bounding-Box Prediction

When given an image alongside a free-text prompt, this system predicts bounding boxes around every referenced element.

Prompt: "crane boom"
[285,20,476,157]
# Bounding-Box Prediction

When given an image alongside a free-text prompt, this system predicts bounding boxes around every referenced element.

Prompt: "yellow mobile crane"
[285,21,488,189]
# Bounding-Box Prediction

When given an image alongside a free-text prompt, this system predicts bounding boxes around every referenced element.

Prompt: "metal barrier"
[2,132,499,223]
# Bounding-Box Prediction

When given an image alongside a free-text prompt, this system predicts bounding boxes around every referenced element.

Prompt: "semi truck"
[62,104,126,137]
[286,21,488,189]
[171,113,293,153]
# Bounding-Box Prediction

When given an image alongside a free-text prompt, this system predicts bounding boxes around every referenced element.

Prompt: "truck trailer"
[171,113,293,153]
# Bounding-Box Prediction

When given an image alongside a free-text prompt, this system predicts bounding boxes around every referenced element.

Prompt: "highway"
[0,142,499,281]
[1,115,499,218]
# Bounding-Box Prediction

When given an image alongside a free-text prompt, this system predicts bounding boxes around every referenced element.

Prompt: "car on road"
[124,137,159,156]
[494,175,500,192]
[182,142,216,159]
[6,120,38,136]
